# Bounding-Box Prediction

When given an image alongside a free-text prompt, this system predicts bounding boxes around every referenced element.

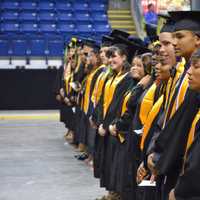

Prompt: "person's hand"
[64,97,70,105]
[147,153,155,172]
[109,124,117,136]
[60,88,65,98]
[67,101,72,106]
[169,189,176,200]
[74,83,82,92]
[136,162,148,184]
[98,124,106,136]
[70,96,75,102]
[89,116,97,129]
[138,75,151,89]
[56,94,62,102]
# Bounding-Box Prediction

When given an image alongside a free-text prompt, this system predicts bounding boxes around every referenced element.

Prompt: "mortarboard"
[81,38,96,47]
[108,35,151,63]
[128,35,146,47]
[191,48,200,59]
[158,13,175,33]
[78,37,100,52]
[101,35,115,47]
[169,11,200,34]
[110,29,130,39]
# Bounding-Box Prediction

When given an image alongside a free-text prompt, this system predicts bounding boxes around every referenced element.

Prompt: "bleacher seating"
[0,0,111,69]
[0,39,11,57]
[12,39,28,56]
[20,1,37,11]
[19,11,37,22]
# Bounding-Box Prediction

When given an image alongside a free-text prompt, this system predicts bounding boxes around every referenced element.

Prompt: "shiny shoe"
[77,153,89,161]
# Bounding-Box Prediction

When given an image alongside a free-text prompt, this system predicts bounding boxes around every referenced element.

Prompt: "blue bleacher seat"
[75,13,91,22]
[1,11,19,21]
[58,23,75,34]
[1,1,19,10]
[19,11,37,22]
[20,22,38,33]
[29,38,47,56]
[91,13,108,22]
[73,2,89,11]
[47,38,64,57]
[92,0,108,2]
[20,1,37,11]
[77,24,94,35]
[38,2,55,11]
[57,12,74,22]
[0,0,110,58]
[56,2,72,11]
[90,2,106,11]
[12,39,28,56]
[38,12,55,22]
[94,24,111,34]
[1,22,19,33]
[0,39,10,56]
[40,23,57,33]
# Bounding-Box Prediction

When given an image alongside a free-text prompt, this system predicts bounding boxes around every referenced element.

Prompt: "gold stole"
[139,83,157,126]
[91,65,108,106]
[140,95,164,150]
[171,74,188,117]
[65,72,73,96]
[83,66,104,114]
[118,91,132,143]
[186,109,200,153]
[121,92,132,115]
[163,60,186,127]
[103,72,128,119]
[75,55,81,74]
[164,60,185,111]
[181,109,200,175]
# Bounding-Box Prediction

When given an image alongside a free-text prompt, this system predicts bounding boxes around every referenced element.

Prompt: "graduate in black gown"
[168,49,200,200]
[56,39,78,138]
[77,40,106,160]
[97,40,145,198]
[145,11,200,200]
[108,52,152,200]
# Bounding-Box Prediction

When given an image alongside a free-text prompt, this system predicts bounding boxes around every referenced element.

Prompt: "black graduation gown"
[52,66,66,123]
[70,63,86,140]
[78,66,105,145]
[100,74,134,191]
[130,83,162,200]
[108,85,143,197]
[151,90,199,200]
[62,73,77,131]
[174,119,200,200]
[92,77,110,179]
[59,74,74,128]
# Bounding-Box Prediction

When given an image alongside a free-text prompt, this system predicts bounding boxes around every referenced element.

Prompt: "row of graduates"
[53,10,200,200]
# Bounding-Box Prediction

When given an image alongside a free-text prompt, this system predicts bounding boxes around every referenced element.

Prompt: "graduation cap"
[108,35,151,63]
[169,11,200,34]
[92,43,100,53]
[191,48,200,62]
[78,37,100,52]
[76,38,84,47]
[128,36,146,47]
[81,37,96,47]
[110,29,130,39]
[158,13,175,33]
[101,35,115,47]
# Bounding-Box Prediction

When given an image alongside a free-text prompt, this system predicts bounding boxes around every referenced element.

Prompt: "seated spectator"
[144,3,158,42]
